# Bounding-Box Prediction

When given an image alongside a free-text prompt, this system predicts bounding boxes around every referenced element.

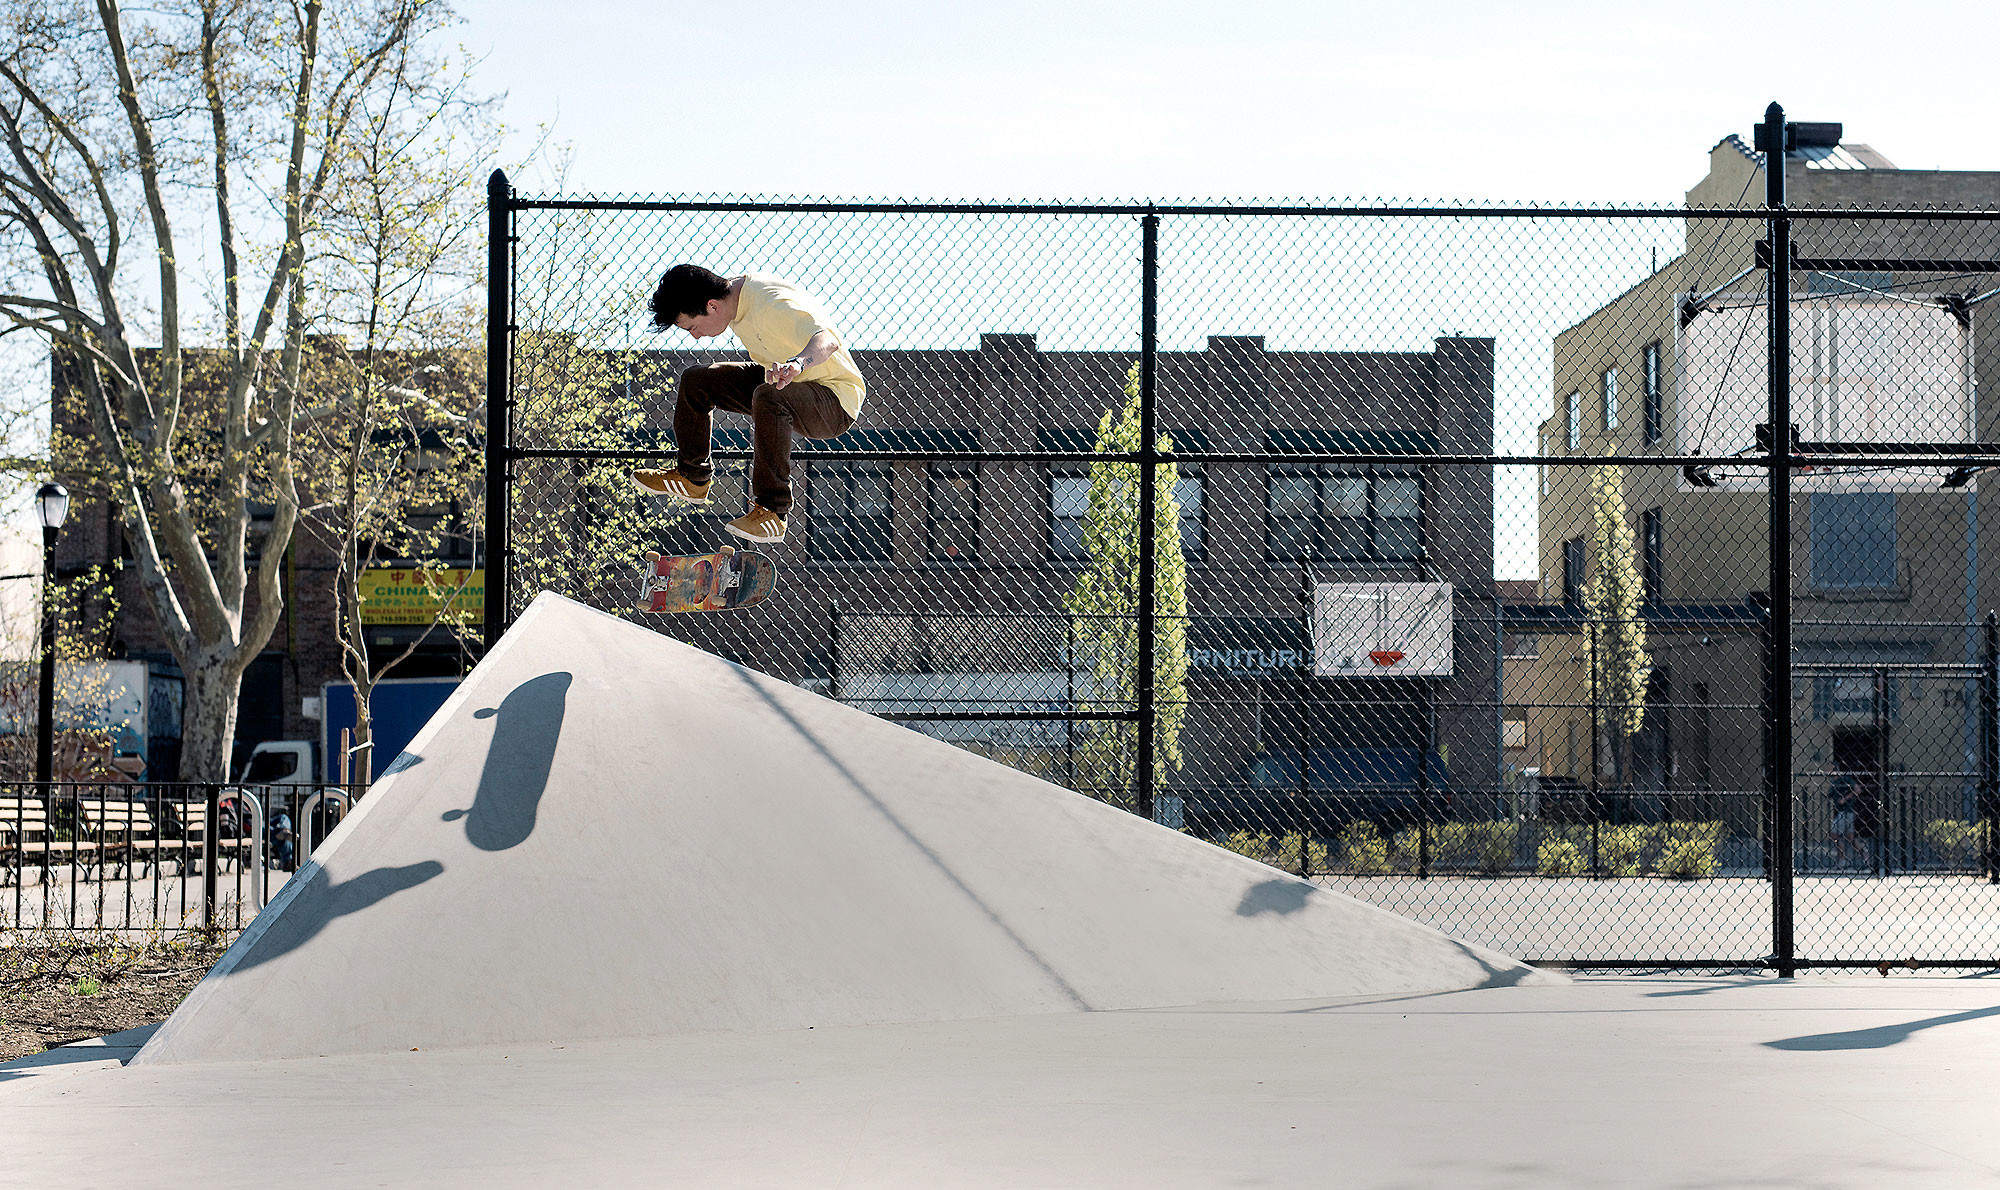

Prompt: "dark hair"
[648,264,730,329]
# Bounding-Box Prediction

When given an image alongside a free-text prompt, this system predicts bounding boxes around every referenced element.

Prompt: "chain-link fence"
[484,116,2000,972]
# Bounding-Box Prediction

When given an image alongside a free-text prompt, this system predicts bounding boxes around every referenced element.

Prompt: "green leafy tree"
[1063,362,1188,813]
[1582,458,1650,792]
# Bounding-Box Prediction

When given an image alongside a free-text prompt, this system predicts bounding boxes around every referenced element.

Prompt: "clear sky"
[454,0,2000,201]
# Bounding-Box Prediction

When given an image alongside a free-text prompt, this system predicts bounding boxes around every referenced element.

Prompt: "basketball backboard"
[1312,582,1454,678]
[1674,293,1973,491]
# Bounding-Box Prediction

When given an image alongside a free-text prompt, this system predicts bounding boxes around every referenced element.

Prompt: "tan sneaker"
[725,504,786,544]
[633,468,710,502]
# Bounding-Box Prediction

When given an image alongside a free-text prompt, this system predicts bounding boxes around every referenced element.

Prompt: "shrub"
[1274,832,1330,876]
[1599,825,1649,877]
[1220,830,1274,863]
[1922,819,1981,869]
[1473,821,1518,874]
[1538,836,1586,876]
[1653,821,1723,877]
[1657,837,1719,879]
[1339,822,1389,874]
[1389,827,1422,873]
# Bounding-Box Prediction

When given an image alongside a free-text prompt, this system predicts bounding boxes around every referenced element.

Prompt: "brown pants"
[675,362,855,517]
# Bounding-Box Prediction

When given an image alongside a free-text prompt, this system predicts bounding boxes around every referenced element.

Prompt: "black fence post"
[1419,682,1433,879]
[484,168,516,648]
[1137,212,1158,823]
[1873,669,1891,877]
[1983,612,1998,883]
[201,782,220,933]
[1295,738,1310,878]
[829,601,843,701]
[1758,101,1798,978]
[1589,627,1601,878]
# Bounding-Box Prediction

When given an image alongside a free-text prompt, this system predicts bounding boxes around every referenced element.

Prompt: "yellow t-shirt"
[729,274,866,418]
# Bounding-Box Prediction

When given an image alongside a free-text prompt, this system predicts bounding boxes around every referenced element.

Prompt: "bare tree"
[0,0,465,778]
[297,29,493,777]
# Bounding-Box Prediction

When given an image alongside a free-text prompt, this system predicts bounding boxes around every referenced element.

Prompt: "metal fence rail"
[2,782,368,934]
[485,105,2000,972]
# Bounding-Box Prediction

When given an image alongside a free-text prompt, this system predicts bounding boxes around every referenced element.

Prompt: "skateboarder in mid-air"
[633,264,867,544]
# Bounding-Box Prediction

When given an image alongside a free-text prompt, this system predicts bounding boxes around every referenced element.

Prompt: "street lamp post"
[35,482,69,787]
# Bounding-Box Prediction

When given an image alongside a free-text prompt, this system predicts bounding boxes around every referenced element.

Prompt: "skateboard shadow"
[441,671,572,851]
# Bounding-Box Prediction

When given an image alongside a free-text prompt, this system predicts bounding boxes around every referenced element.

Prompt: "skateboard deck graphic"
[635,545,776,613]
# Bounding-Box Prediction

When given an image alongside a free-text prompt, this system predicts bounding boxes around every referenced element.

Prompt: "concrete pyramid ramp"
[140,593,1554,1064]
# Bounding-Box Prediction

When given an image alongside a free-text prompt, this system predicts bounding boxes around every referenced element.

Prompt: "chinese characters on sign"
[357,568,483,625]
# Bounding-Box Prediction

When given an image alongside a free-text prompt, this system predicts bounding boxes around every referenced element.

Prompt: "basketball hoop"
[1314,583,1454,678]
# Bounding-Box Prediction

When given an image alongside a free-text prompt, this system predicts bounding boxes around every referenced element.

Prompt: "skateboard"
[635,545,776,613]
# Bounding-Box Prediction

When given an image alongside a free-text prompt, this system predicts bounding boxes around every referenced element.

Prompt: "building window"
[1809,493,1896,590]
[1641,507,1662,603]
[1174,472,1206,560]
[1643,341,1662,445]
[1049,470,1088,561]
[1566,391,1581,449]
[1539,432,1550,496]
[927,463,979,563]
[1601,368,1618,431]
[1266,468,1421,563]
[1051,466,1205,562]
[1562,535,1585,606]
[808,461,892,562]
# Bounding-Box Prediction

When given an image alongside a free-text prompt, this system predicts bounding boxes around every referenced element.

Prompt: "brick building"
[60,328,1499,807]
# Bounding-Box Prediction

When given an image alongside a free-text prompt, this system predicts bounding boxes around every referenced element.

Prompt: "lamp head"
[35,482,68,531]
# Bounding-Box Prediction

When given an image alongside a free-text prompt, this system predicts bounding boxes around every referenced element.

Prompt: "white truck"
[229,740,350,866]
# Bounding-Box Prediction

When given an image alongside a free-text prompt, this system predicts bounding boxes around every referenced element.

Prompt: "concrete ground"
[14,600,1993,1186]
[6,975,1999,1189]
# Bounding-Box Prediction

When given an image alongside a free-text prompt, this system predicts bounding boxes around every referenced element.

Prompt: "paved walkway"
[6,976,1998,1188]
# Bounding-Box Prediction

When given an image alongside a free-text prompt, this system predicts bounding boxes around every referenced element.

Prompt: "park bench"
[168,799,256,874]
[76,797,189,879]
[0,796,102,885]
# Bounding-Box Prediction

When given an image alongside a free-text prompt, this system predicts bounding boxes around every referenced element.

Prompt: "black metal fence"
[483,104,2000,971]
[2,782,367,934]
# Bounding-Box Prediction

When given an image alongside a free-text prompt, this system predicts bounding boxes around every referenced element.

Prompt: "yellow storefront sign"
[357,568,484,625]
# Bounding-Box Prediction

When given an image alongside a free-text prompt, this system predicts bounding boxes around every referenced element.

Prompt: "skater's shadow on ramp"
[234,861,445,971]
[441,671,571,851]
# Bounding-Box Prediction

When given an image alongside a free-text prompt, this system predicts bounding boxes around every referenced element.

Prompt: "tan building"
[1531,130,2000,856]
